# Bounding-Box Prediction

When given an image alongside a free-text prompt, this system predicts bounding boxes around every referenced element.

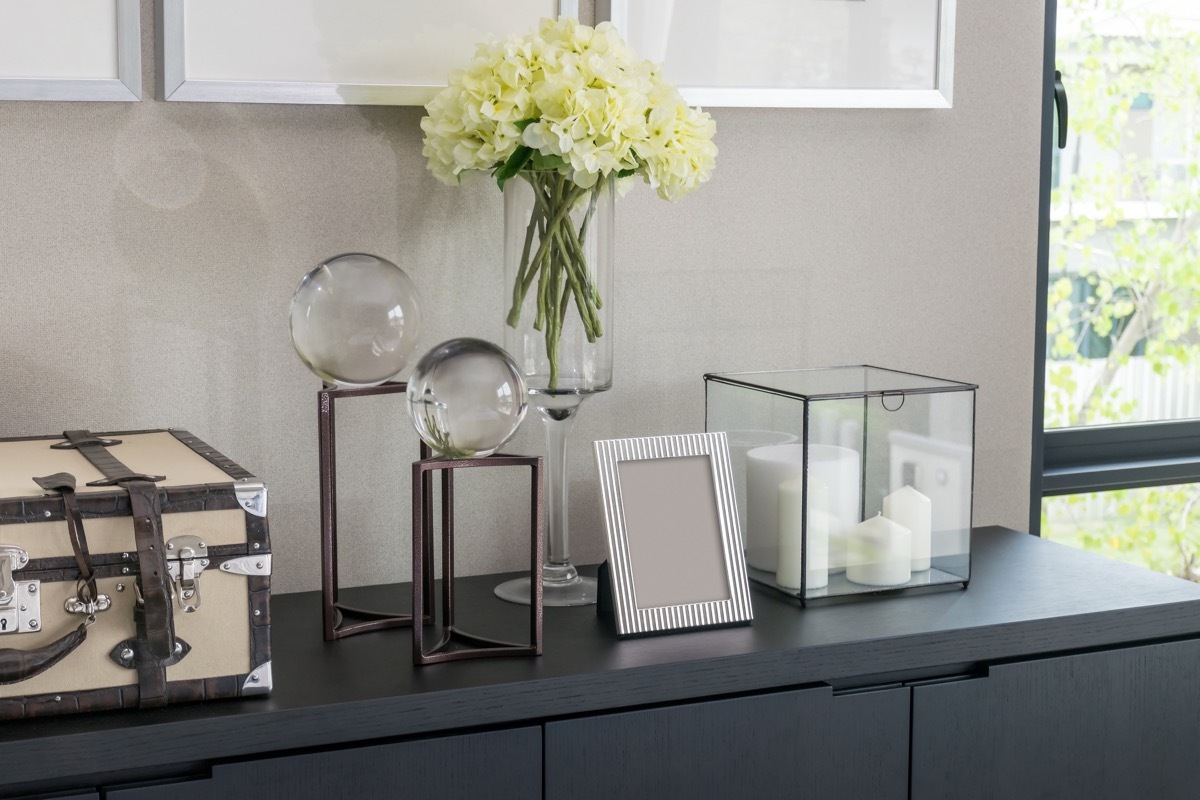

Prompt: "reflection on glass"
[1042,483,1200,582]
[1047,0,1200,428]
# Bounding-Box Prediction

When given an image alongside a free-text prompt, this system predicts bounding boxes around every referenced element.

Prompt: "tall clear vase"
[494,171,615,607]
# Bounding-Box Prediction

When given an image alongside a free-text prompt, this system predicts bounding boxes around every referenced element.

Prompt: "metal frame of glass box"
[704,366,977,604]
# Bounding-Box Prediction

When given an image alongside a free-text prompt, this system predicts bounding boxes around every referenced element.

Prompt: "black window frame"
[1031,0,1200,533]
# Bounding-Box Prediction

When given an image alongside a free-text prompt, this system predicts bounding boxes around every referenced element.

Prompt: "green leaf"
[530,150,568,171]
[515,118,539,132]
[494,146,534,190]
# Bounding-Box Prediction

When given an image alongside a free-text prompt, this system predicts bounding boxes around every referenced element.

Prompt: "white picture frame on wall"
[0,0,141,101]
[600,0,955,109]
[158,0,579,105]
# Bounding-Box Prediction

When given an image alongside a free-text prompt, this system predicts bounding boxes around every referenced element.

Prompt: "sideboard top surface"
[2,526,1199,788]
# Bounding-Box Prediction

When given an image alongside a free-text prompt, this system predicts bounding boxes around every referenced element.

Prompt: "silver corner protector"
[242,661,272,695]
[235,478,268,517]
[219,554,272,577]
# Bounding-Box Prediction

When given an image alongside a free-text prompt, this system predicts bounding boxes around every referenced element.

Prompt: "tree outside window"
[1042,0,1200,580]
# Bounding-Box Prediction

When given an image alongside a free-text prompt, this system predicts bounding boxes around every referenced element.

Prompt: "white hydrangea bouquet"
[421,17,716,389]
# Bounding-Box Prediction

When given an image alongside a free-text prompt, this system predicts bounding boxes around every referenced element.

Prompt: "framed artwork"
[0,0,141,101]
[600,0,956,108]
[594,432,753,637]
[158,0,578,105]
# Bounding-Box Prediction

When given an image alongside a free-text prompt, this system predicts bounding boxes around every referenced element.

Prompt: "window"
[1035,0,1200,583]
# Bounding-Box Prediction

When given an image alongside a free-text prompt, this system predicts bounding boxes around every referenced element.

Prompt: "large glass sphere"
[289,253,422,388]
[406,339,528,458]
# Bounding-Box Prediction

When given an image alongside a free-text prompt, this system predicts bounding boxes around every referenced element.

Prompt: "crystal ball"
[406,338,529,458]
[289,253,422,388]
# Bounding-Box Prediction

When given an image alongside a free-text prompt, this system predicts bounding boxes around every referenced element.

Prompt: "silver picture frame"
[601,0,956,109]
[594,432,753,637]
[0,0,141,101]
[158,0,579,105]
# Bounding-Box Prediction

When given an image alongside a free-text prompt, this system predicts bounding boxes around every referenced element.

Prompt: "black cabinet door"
[545,685,909,800]
[105,726,540,800]
[911,638,1200,800]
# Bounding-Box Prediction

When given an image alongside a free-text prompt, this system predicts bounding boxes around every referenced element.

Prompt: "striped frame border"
[594,432,753,636]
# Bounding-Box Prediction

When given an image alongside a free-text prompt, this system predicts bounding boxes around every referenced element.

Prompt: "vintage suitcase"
[0,429,271,719]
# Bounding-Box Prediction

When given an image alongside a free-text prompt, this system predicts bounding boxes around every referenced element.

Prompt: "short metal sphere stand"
[412,453,544,665]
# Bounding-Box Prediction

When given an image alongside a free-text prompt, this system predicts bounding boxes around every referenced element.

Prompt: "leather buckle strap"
[48,431,176,708]
[53,430,165,486]
[33,473,98,607]
[124,480,175,662]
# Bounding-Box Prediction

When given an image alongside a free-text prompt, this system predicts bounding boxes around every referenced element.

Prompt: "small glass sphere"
[407,339,528,458]
[289,253,422,388]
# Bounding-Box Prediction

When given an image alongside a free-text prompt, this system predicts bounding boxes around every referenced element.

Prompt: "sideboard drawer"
[545,685,909,800]
[106,726,541,800]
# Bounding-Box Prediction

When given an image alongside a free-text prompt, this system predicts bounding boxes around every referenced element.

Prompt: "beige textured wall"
[0,1,1044,594]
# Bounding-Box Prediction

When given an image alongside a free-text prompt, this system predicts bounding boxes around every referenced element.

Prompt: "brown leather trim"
[0,672,258,720]
[125,481,175,665]
[31,474,98,603]
[244,512,272,561]
[0,483,247,524]
[11,551,262,586]
[0,428,168,444]
[248,575,271,668]
[169,430,255,481]
[58,430,165,485]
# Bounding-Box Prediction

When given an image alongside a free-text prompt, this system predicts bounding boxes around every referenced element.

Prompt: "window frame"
[1032,0,1200,532]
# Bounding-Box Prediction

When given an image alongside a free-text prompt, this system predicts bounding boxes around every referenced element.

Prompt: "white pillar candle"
[846,513,912,587]
[883,485,932,571]
[725,430,799,543]
[746,443,860,573]
[777,478,829,590]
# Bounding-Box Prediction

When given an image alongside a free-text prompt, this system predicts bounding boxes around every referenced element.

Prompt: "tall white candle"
[846,513,912,587]
[745,443,860,572]
[777,478,829,590]
[883,485,932,571]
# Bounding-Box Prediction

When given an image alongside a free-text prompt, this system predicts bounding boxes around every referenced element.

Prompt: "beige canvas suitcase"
[0,429,271,719]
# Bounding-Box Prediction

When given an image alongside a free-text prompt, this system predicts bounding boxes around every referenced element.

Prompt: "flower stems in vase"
[506,171,603,390]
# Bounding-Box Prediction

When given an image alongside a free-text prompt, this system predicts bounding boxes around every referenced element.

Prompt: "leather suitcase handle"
[0,623,88,686]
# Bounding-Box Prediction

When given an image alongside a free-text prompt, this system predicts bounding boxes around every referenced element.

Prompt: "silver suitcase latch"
[166,536,209,613]
[0,545,40,634]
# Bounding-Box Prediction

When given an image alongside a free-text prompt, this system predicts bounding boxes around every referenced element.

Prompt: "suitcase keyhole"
[2,619,9,631]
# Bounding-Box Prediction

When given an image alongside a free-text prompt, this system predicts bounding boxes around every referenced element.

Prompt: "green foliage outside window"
[1042,0,1200,581]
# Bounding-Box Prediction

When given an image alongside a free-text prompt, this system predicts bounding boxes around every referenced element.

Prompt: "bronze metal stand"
[412,453,544,665]
[319,381,434,641]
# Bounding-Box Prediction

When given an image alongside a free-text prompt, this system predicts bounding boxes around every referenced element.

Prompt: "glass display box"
[704,366,976,602]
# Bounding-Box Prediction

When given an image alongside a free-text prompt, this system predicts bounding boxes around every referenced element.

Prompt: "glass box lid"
[704,365,977,400]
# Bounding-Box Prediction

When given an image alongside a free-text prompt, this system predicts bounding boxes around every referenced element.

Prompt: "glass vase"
[494,171,615,607]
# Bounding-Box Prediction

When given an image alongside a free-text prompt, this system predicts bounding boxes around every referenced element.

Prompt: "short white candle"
[883,485,932,571]
[846,513,912,587]
[745,443,860,573]
[777,478,829,590]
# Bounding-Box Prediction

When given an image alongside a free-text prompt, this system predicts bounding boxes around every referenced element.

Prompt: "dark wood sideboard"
[3,526,1200,800]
